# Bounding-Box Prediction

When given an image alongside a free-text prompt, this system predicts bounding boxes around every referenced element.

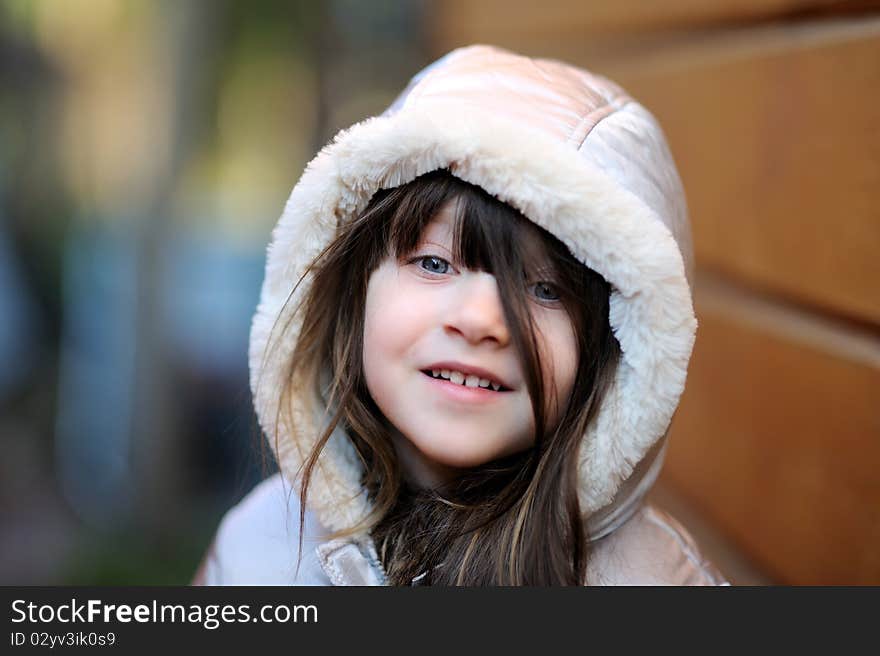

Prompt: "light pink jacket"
[195,474,726,586]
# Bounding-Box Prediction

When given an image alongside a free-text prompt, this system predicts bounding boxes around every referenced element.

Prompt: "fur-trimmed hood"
[249,45,696,541]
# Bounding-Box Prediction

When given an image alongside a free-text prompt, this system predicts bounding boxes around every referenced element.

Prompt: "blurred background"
[0,0,877,585]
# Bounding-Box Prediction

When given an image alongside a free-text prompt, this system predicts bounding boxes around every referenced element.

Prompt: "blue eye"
[417,255,450,274]
[531,281,560,302]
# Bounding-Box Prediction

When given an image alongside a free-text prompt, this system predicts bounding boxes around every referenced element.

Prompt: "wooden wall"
[427,1,880,584]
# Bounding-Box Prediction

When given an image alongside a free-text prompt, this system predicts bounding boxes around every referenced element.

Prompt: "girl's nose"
[443,271,511,346]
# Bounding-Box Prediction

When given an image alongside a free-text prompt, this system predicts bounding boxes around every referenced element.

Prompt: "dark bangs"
[381,169,582,301]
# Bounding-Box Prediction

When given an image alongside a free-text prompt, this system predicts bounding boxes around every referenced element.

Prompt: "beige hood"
[249,45,697,540]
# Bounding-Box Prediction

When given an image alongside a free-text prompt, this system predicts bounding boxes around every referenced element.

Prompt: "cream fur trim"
[249,103,697,533]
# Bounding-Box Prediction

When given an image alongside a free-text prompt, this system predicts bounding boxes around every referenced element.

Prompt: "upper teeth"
[431,369,502,391]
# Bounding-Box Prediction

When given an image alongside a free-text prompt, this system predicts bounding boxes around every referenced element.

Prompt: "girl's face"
[362,200,578,487]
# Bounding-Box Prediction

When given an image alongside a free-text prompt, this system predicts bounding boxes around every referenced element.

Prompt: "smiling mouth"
[420,369,511,392]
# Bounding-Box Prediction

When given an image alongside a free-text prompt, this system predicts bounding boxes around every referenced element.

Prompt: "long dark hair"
[272,169,620,585]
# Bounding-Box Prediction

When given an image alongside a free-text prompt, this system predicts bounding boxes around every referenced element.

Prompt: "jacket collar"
[316,537,387,586]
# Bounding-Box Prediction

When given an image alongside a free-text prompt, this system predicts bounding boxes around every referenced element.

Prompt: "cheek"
[362,264,429,386]
[363,267,399,383]
[538,313,579,411]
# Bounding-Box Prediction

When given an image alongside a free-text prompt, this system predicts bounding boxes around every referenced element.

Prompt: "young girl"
[194,45,727,586]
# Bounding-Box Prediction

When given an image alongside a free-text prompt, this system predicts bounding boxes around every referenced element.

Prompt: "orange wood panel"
[429,0,863,49]
[664,274,880,584]
[601,19,880,324]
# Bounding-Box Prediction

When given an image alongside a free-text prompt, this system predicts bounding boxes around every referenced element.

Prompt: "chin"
[416,433,519,470]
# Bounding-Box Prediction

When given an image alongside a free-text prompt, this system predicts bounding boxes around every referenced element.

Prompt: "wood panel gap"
[694,268,880,367]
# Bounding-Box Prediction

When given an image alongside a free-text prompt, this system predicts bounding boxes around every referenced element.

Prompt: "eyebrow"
[413,238,453,254]
[428,238,453,247]
[398,239,452,263]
